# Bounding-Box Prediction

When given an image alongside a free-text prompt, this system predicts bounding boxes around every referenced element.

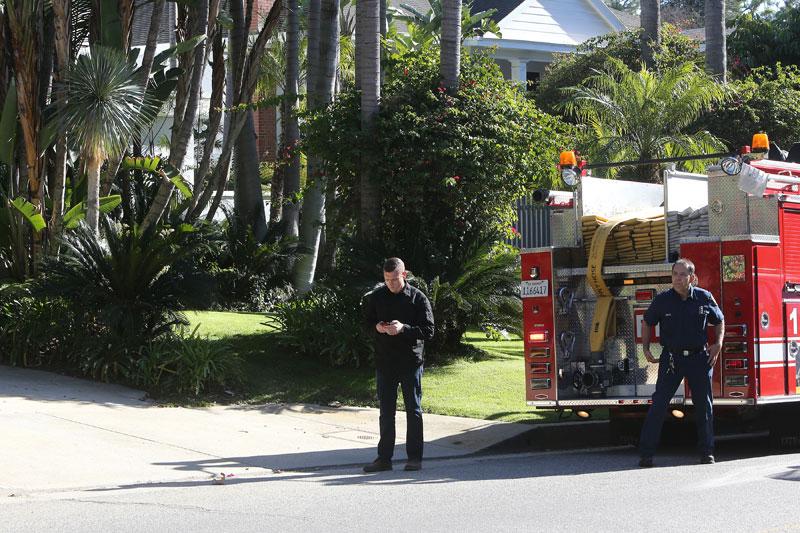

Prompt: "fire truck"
[521,134,800,443]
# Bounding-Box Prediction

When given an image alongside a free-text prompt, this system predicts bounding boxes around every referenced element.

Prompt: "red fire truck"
[522,135,800,443]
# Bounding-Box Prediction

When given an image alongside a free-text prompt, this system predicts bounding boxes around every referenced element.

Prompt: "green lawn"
[186,311,560,423]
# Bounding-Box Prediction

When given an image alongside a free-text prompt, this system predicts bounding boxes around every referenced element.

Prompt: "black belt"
[665,346,705,356]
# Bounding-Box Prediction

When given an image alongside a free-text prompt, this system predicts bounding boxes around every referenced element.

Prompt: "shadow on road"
[85,427,800,493]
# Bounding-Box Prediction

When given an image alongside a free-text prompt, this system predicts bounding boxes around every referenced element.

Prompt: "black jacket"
[363,283,435,369]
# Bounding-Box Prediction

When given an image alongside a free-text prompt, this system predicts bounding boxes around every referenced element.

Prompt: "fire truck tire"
[767,407,800,450]
[608,417,642,446]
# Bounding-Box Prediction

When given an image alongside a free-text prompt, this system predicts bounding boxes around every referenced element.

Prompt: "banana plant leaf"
[62,195,123,229]
[150,34,207,73]
[122,157,192,198]
[123,155,161,172]
[0,81,18,166]
[9,197,46,232]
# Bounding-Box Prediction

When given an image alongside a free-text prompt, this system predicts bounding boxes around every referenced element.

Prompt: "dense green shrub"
[535,26,703,116]
[415,240,521,359]
[305,46,572,282]
[35,220,206,381]
[727,5,800,75]
[181,212,296,312]
[695,64,800,150]
[137,326,243,396]
[273,284,375,368]
[0,284,80,368]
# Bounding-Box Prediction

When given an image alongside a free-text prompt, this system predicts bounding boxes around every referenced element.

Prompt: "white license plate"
[521,280,549,298]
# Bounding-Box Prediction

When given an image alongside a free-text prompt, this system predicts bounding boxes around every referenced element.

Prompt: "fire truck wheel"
[608,417,641,446]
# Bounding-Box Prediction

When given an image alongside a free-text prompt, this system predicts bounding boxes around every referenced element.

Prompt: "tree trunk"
[705,0,726,82]
[295,0,339,291]
[190,28,224,213]
[269,105,286,226]
[7,0,43,211]
[50,0,70,248]
[640,0,660,69]
[440,0,461,92]
[191,0,283,221]
[357,0,381,242]
[141,0,209,232]
[282,0,302,239]
[86,153,102,233]
[138,0,165,88]
[233,111,268,239]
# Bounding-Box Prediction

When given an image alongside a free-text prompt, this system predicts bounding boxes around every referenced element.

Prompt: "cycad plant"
[55,46,149,233]
[563,59,727,182]
[36,219,204,381]
[419,237,522,359]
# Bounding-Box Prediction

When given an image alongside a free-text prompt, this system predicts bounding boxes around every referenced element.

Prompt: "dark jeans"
[639,350,714,458]
[377,364,423,461]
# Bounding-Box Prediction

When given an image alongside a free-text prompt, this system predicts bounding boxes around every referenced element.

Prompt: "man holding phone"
[362,257,435,473]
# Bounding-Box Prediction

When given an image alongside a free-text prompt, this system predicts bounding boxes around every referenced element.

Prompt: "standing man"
[639,258,724,467]
[362,257,434,473]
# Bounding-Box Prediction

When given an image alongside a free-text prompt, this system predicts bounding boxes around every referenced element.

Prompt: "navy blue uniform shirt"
[644,286,724,349]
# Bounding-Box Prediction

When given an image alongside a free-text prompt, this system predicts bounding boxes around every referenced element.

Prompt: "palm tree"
[640,0,660,68]
[357,0,381,241]
[56,47,147,233]
[283,0,303,239]
[295,0,340,292]
[563,60,726,182]
[440,0,461,91]
[705,0,727,82]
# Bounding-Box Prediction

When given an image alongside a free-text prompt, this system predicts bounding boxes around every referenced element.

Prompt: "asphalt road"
[3,435,799,533]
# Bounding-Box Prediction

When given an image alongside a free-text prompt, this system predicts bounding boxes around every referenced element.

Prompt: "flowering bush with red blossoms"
[299,47,574,359]
[303,46,574,282]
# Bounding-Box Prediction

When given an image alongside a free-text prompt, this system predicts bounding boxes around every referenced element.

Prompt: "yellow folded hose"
[585,208,664,352]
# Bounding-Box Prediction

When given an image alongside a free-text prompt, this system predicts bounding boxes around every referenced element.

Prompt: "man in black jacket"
[362,257,435,473]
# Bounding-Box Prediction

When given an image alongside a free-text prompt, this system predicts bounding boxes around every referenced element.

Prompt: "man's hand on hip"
[644,347,658,364]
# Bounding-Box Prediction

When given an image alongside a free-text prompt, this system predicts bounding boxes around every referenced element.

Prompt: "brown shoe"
[404,459,422,471]
[363,458,392,473]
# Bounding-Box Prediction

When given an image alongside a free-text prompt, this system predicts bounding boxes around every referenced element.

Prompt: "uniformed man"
[638,258,725,467]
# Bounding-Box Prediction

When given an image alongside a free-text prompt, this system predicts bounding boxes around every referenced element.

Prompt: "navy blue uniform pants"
[639,350,714,458]
[377,365,423,461]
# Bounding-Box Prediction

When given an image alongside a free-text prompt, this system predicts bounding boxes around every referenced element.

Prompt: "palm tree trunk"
[640,0,660,69]
[86,153,102,233]
[705,0,726,82]
[295,0,340,291]
[50,0,70,249]
[282,0,302,239]
[440,0,461,92]
[357,0,381,242]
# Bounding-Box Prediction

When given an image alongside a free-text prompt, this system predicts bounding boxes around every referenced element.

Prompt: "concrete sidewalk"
[0,366,534,495]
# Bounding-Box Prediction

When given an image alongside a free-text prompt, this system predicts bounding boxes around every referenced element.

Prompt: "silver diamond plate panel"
[551,253,678,401]
[708,169,779,237]
[749,195,780,235]
[551,209,579,247]
[708,172,750,237]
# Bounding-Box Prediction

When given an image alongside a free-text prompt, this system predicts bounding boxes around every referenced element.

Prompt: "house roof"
[468,0,625,49]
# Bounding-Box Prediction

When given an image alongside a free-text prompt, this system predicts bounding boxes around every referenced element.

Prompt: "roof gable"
[489,0,624,45]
